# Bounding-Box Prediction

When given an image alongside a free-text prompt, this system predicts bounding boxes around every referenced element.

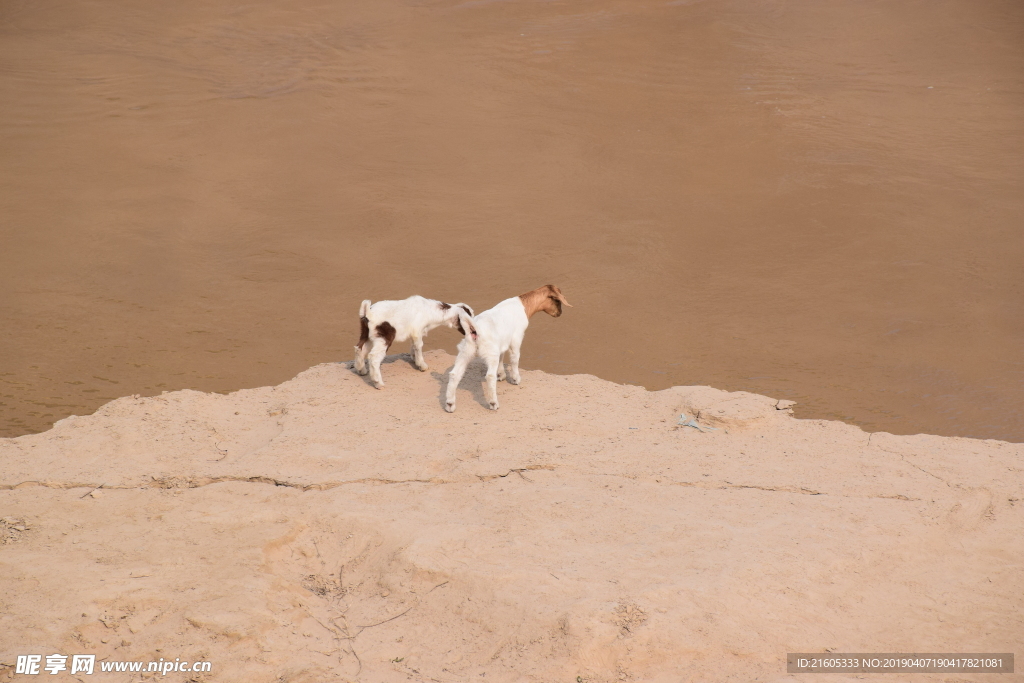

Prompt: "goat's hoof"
[508,377,520,385]
[373,382,384,390]
[355,368,368,376]
[415,364,428,372]
[444,402,456,413]
[488,401,499,410]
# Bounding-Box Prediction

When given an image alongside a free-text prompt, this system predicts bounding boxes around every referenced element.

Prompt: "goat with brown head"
[445,284,573,412]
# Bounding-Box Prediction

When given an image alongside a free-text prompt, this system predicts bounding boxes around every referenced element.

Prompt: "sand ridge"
[1,350,1021,682]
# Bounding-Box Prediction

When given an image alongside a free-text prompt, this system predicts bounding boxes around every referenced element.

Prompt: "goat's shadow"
[345,353,421,389]
[431,361,495,411]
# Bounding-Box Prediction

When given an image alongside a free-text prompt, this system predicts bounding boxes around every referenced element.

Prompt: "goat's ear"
[548,285,573,307]
[457,303,474,317]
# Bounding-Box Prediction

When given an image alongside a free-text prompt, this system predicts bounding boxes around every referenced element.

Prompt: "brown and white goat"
[444,284,571,412]
[354,296,475,388]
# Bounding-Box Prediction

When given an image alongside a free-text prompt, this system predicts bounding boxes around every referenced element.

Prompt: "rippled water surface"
[2,0,1023,440]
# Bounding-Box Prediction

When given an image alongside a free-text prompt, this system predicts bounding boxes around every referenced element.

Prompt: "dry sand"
[1,351,1021,682]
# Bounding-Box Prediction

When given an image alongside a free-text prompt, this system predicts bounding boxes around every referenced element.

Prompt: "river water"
[2,0,1022,440]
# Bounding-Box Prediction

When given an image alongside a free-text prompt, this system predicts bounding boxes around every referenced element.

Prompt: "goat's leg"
[507,342,522,385]
[353,343,369,375]
[496,351,507,381]
[367,339,388,389]
[482,353,501,410]
[354,313,371,375]
[410,334,428,371]
[444,346,474,412]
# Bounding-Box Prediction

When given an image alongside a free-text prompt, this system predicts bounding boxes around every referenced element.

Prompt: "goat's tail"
[455,309,478,344]
[358,299,372,319]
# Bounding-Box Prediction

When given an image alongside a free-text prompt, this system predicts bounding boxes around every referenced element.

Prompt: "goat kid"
[355,296,476,389]
[444,284,571,412]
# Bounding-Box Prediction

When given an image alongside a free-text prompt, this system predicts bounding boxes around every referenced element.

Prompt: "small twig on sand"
[354,581,448,631]
[356,604,417,630]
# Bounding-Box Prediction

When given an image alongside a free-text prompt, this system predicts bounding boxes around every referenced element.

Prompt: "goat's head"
[442,303,477,340]
[519,285,573,318]
[455,308,478,341]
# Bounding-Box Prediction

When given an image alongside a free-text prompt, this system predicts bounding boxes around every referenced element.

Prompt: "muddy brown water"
[2,0,1022,441]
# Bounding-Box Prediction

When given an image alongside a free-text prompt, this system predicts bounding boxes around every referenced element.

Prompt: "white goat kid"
[444,284,571,412]
[354,296,475,389]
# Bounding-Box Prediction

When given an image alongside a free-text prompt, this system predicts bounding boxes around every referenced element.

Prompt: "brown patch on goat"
[357,316,370,350]
[518,284,573,318]
[375,321,397,349]
[458,304,473,316]
[439,302,451,311]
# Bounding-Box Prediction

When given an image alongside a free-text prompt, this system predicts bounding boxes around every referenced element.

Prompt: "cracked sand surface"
[1,350,1022,682]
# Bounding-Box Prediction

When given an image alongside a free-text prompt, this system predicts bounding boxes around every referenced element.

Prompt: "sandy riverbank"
[1,350,1021,682]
